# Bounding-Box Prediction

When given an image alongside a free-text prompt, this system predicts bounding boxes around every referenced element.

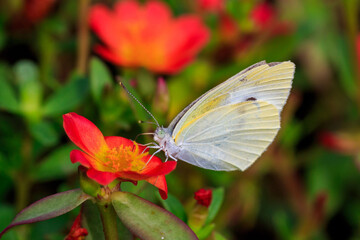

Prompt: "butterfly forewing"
[171,61,295,139]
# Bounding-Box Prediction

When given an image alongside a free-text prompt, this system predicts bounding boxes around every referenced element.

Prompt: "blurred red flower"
[251,2,275,29]
[65,213,88,240]
[24,0,56,24]
[63,112,177,199]
[357,35,360,69]
[194,189,212,207]
[319,131,360,155]
[89,0,209,74]
[250,2,292,35]
[197,0,224,13]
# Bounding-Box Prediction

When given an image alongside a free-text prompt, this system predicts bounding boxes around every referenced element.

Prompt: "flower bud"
[188,189,212,231]
[78,166,101,198]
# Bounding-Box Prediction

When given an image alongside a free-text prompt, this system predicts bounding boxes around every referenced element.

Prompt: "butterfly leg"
[168,154,178,161]
[141,144,160,154]
[142,148,163,169]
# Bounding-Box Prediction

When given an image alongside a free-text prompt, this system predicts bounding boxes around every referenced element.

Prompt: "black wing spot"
[246,97,257,101]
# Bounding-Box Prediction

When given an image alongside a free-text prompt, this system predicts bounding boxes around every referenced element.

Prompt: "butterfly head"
[154,127,166,142]
[154,127,173,145]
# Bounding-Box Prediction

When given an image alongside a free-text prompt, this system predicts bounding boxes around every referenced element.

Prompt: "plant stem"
[76,0,90,75]
[97,203,119,240]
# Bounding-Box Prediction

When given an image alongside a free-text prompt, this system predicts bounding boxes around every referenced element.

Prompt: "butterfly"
[123,61,295,171]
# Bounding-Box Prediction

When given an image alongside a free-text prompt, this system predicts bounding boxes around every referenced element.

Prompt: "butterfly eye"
[158,130,165,139]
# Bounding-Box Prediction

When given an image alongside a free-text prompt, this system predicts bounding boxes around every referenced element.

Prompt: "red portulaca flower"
[65,213,88,240]
[63,113,176,199]
[89,0,209,74]
[194,189,212,207]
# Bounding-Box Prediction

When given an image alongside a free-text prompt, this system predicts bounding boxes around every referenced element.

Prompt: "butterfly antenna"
[118,77,160,127]
[138,120,158,126]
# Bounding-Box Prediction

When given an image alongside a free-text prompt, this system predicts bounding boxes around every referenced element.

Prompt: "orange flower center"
[97,143,148,173]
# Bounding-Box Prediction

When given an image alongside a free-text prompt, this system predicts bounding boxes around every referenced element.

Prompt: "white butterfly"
[124,61,295,171]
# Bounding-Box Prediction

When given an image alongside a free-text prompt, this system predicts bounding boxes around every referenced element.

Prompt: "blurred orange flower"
[89,0,210,74]
[63,112,177,199]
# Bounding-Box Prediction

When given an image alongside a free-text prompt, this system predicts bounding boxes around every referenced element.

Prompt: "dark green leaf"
[205,188,224,225]
[43,74,89,116]
[32,145,76,181]
[28,121,59,147]
[81,201,105,240]
[112,191,198,240]
[159,193,187,222]
[0,73,18,113]
[90,57,112,103]
[0,189,90,238]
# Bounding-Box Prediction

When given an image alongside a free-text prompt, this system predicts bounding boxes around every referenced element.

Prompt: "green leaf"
[90,57,112,103]
[81,201,105,240]
[43,74,89,116]
[196,223,215,240]
[205,188,224,225]
[32,145,76,181]
[14,60,42,121]
[159,193,187,222]
[0,189,90,238]
[112,191,198,240]
[28,120,59,147]
[0,71,18,112]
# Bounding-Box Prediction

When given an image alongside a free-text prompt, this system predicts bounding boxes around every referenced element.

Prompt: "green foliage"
[43,74,89,116]
[0,0,360,239]
[0,189,90,238]
[159,193,188,222]
[112,191,198,240]
[90,57,112,103]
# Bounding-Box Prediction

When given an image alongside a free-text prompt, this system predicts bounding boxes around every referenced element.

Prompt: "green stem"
[97,203,119,240]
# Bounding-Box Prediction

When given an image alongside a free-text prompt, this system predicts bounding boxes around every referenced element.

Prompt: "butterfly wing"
[169,60,295,171]
[174,101,280,171]
[170,61,295,135]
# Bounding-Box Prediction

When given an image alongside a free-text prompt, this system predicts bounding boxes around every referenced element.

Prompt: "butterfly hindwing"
[174,101,280,171]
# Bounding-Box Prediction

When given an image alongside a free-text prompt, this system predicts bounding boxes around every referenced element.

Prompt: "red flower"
[63,113,176,199]
[89,0,209,74]
[251,2,275,29]
[357,35,360,70]
[319,131,360,155]
[24,0,56,24]
[250,2,292,35]
[65,213,88,240]
[197,0,224,13]
[194,189,212,207]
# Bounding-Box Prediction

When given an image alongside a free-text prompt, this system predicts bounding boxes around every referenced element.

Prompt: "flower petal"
[114,0,141,23]
[142,159,177,177]
[89,4,122,48]
[87,168,118,185]
[69,150,91,168]
[63,113,108,155]
[104,136,134,149]
[146,175,168,199]
[94,45,124,66]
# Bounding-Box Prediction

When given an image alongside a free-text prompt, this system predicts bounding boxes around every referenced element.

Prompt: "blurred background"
[0,0,359,239]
